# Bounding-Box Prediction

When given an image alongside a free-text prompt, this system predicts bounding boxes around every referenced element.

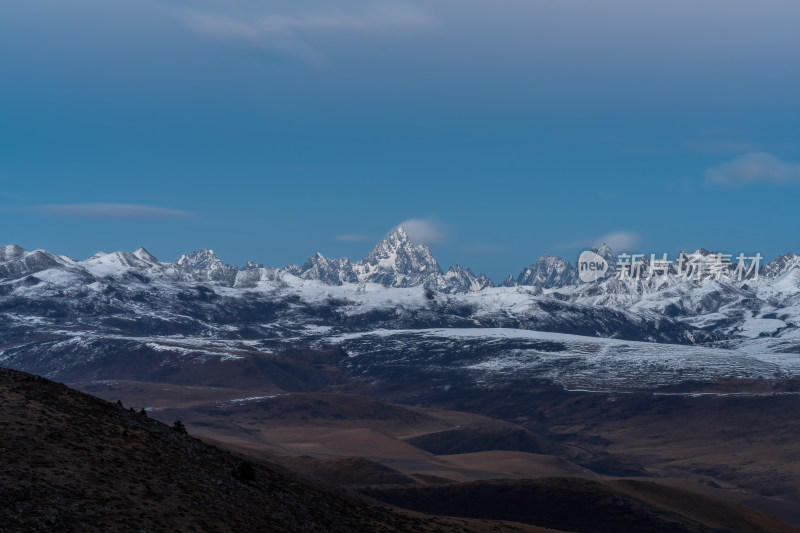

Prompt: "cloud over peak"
[592,231,643,253]
[397,218,447,246]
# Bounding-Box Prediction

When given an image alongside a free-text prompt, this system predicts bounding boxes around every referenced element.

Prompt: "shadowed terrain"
[0,367,556,532]
[364,477,798,533]
[69,377,800,530]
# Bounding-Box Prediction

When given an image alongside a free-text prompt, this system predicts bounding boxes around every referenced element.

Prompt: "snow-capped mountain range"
[2,226,800,391]
[285,227,492,292]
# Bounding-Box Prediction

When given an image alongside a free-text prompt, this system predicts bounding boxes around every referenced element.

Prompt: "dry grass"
[0,367,548,532]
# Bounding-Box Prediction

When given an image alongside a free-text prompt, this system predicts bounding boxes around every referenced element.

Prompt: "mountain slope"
[365,477,798,533]
[285,252,359,285]
[175,249,232,271]
[508,255,577,288]
[0,366,542,533]
[354,226,444,287]
[287,227,493,293]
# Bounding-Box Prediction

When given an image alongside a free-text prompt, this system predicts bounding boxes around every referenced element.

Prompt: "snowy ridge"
[325,327,799,391]
[2,233,800,392]
[287,226,494,293]
[176,249,231,271]
[505,255,578,288]
[2,237,800,390]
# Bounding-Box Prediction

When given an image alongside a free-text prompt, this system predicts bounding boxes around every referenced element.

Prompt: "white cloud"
[592,231,642,252]
[181,7,433,65]
[33,203,191,220]
[397,218,447,245]
[705,152,800,186]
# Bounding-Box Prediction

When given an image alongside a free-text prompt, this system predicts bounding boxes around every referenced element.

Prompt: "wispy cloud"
[397,218,447,245]
[705,152,800,186]
[181,7,433,66]
[335,233,370,242]
[560,231,643,253]
[592,231,642,252]
[31,203,192,220]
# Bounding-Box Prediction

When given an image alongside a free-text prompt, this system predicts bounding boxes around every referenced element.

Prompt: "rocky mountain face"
[503,244,618,289]
[443,264,494,292]
[287,227,493,293]
[594,243,618,272]
[763,253,800,278]
[355,226,444,287]
[0,245,74,279]
[506,255,578,288]
[175,249,231,271]
[285,253,359,285]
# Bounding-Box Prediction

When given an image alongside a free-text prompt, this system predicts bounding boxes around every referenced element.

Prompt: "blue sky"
[1,0,799,281]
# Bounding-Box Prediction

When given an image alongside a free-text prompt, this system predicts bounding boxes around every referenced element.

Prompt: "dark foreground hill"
[366,477,799,533]
[0,367,545,533]
[3,366,798,533]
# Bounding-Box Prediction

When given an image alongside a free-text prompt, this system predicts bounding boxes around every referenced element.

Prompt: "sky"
[1,0,799,282]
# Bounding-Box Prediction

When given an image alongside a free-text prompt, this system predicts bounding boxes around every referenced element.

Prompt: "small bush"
[233,460,256,483]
